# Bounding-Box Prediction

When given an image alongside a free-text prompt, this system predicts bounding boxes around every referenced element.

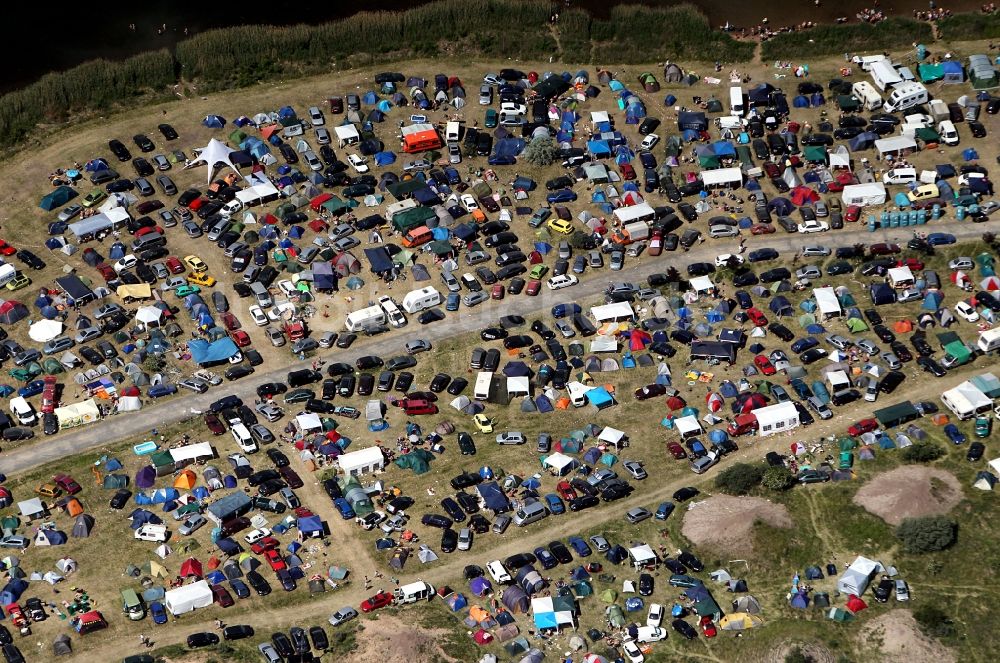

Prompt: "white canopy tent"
[186,138,242,185]
[841,183,886,206]
[135,306,164,327]
[28,320,63,343]
[628,544,657,569]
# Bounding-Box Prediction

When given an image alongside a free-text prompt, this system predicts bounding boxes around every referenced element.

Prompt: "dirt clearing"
[681,495,793,554]
[853,467,962,526]
[860,610,957,663]
[349,615,463,663]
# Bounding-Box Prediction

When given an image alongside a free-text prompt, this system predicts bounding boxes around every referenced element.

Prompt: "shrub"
[714,463,764,495]
[913,604,955,638]
[785,647,814,663]
[896,515,957,553]
[901,442,945,463]
[762,466,796,491]
[938,12,1000,40]
[761,17,932,60]
[521,137,558,166]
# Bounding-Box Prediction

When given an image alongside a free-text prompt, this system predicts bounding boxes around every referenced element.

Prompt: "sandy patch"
[681,495,793,554]
[853,466,962,526]
[860,610,957,663]
[350,614,463,663]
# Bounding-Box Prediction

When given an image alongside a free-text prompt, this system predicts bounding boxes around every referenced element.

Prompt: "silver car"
[448,142,462,164]
[708,224,739,238]
[315,127,331,145]
[624,507,651,524]
[795,265,822,280]
[303,150,322,171]
[75,327,102,344]
[328,607,359,627]
[178,514,207,536]
[265,326,286,347]
[463,291,489,307]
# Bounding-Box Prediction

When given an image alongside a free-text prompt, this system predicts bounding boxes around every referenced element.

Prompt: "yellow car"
[187,272,217,287]
[473,413,495,433]
[547,218,574,235]
[183,255,208,273]
[5,273,30,291]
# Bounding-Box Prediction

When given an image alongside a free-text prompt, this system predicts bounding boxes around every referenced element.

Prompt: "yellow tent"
[719,613,764,630]
[142,560,169,578]
[173,470,197,490]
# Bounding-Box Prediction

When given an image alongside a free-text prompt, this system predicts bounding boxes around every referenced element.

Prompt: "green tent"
[803,146,827,163]
[42,358,64,374]
[229,129,248,144]
[428,240,454,256]
[572,581,593,597]
[150,450,174,467]
[917,63,944,82]
[394,451,431,474]
[839,437,858,451]
[1,516,19,531]
[699,155,720,169]
[599,588,618,603]
[606,604,626,627]
[837,95,860,112]
[387,179,424,201]
[274,202,296,219]
[827,607,854,622]
[845,317,868,333]
[914,127,940,143]
[943,341,971,366]
[798,313,816,328]
[102,474,128,489]
[39,186,77,211]
[390,206,435,232]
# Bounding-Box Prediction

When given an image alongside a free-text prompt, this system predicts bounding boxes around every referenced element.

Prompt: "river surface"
[1,0,985,93]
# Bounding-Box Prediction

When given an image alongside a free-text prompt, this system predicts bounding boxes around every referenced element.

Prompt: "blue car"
[551,303,582,318]
[487,155,517,166]
[334,497,355,519]
[148,384,178,398]
[229,578,250,599]
[655,501,676,520]
[944,423,967,444]
[544,493,565,515]
[150,601,168,625]
[791,337,819,354]
[446,292,460,311]
[444,167,461,185]
[734,291,753,309]
[546,189,577,204]
[567,536,592,557]
[926,232,956,246]
[534,546,558,570]
[17,380,45,398]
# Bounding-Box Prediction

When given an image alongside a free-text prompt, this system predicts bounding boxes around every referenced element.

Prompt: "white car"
[546,274,579,290]
[461,194,479,211]
[709,224,739,238]
[496,431,526,445]
[248,305,268,327]
[955,301,980,322]
[714,253,744,267]
[244,527,273,545]
[948,257,974,270]
[267,301,297,321]
[797,219,829,233]
[347,154,369,173]
[639,133,659,151]
[635,625,667,643]
[621,638,644,663]
[114,254,138,273]
[647,603,664,628]
[623,460,647,480]
[277,279,298,298]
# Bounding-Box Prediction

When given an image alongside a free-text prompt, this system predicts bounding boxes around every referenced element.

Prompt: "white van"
[344,305,387,332]
[445,121,461,143]
[716,116,742,132]
[881,167,918,186]
[0,263,16,288]
[938,120,959,146]
[566,381,590,407]
[229,419,258,453]
[512,501,548,527]
[401,286,442,313]
[134,524,169,542]
[928,99,949,122]
[883,82,928,113]
[377,295,406,328]
[851,82,883,111]
[392,581,434,604]
[222,199,243,217]
[474,371,493,401]
[729,86,744,117]
[8,396,36,425]
[487,560,512,584]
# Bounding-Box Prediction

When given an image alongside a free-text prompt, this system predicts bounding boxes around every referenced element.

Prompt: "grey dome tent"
[502,586,530,613]
[52,634,72,656]
[71,514,94,538]
[664,63,684,83]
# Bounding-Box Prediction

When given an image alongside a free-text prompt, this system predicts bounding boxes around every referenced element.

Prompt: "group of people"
[912,6,954,21]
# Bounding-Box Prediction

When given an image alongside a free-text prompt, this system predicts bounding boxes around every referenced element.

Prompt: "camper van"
[8,396,36,426]
[566,381,590,407]
[401,225,432,248]
[979,328,1000,353]
[229,419,257,453]
[401,286,442,313]
[250,282,272,308]
[393,581,434,605]
[377,295,406,328]
[0,263,15,288]
[121,589,146,621]
[344,305,387,333]
[385,198,418,222]
[851,82,883,111]
[729,86,745,116]
[134,524,168,542]
[445,121,461,143]
[938,120,959,146]
[474,371,494,401]
[882,82,928,113]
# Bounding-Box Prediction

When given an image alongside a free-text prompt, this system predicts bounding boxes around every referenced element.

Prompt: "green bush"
[715,463,764,495]
[522,137,558,166]
[913,604,955,638]
[938,12,1000,40]
[901,442,945,463]
[761,18,932,60]
[896,515,957,553]
[762,466,796,491]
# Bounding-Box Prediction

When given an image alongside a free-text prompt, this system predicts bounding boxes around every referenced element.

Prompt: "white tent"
[591,302,635,322]
[542,452,579,476]
[135,306,164,327]
[689,275,716,295]
[169,442,214,463]
[115,396,142,412]
[829,145,851,169]
[598,426,628,448]
[588,336,618,353]
[674,415,703,439]
[187,138,242,185]
[164,580,214,615]
[337,446,385,476]
[628,544,657,569]
[296,413,322,432]
[887,266,915,288]
[837,556,882,595]
[154,544,172,559]
[54,399,101,428]
[28,320,63,343]
[813,287,842,319]
[753,402,800,437]
[841,183,886,206]
[507,377,530,397]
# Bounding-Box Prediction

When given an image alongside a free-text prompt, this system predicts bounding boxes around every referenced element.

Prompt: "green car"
[283,388,315,404]
[668,574,702,588]
[975,416,991,438]
[529,264,549,280]
[484,109,498,129]
[838,451,854,470]
[82,189,107,208]
[174,284,201,297]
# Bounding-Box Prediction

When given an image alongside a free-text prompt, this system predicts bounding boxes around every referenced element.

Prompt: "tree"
[896,515,957,554]
[521,136,558,167]
[142,355,165,373]
[914,604,954,638]
[900,442,944,463]
[983,231,996,247]
[785,647,814,663]
[714,463,764,495]
[762,466,796,491]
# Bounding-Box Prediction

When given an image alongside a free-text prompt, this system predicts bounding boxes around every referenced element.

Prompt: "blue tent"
[298,516,323,536]
[278,106,297,120]
[129,509,161,529]
[767,197,794,215]
[811,92,826,106]
[963,148,980,161]
[922,291,943,310]
[84,158,109,172]
[792,95,809,108]
[108,242,126,260]
[790,590,809,609]
[588,387,615,409]
[583,447,601,464]
[374,151,397,166]
[206,570,226,585]
[587,140,611,158]
[203,115,226,128]
[188,338,239,365]
[362,91,378,105]
[250,142,271,160]
[848,131,878,151]
[376,100,392,113]
[192,486,210,500]
[494,138,526,159]
[287,226,304,239]
[805,323,826,334]
[535,395,554,412]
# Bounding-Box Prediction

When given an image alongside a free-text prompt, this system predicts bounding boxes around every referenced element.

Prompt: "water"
[0,0,985,93]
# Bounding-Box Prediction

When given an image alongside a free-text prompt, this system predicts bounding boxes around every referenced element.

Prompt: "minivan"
[250,282,272,308]
[130,232,165,252]
[512,501,548,527]
[121,588,145,621]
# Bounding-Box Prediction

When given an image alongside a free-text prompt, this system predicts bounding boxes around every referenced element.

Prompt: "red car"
[700,616,717,638]
[491,283,505,300]
[750,223,775,235]
[620,163,636,180]
[204,412,226,435]
[360,591,395,613]
[667,442,688,460]
[747,307,768,327]
[211,584,234,608]
[250,537,280,554]
[231,330,252,347]
[0,239,16,256]
[847,418,878,436]
[556,481,577,501]
[869,243,901,256]
[525,280,541,296]
[753,355,776,376]
[648,231,663,256]
[52,473,82,495]
[896,258,924,270]
[845,205,862,223]
[263,548,287,572]
[165,256,185,274]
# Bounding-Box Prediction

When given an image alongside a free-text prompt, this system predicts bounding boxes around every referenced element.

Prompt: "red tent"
[733,392,767,414]
[790,186,819,206]
[665,395,686,411]
[629,330,652,351]
[473,629,493,646]
[845,594,867,613]
[705,392,724,412]
[180,558,203,578]
[310,193,333,211]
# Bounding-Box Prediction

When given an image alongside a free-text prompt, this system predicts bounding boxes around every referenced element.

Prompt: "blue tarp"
[203,115,225,128]
[364,247,394,275]
[494,138,526,159]
[478,481,510,513]
[298,516,323,535]
[587,140,611,157]
[217,538,241,556]
[188,338,239,365]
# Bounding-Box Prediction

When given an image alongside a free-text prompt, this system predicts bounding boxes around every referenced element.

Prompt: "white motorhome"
[869,59,902,91]
[729,86,745,116]
[883,82,928,113]
[474,371,494,401]
[851,82,883,111]
[385,198,418,221]
[393,580,434,604]
[401,286,441,313]
[344,305,387,332]
[979,328,1000,353]
[134,524,169,542]
[445,121,461,143]
[938,120,959,146]
[941,382,993,420]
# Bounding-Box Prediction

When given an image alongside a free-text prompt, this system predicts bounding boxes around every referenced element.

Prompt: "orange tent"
[65,498,84,517]
[260,124,280,140]
[893,319,913,333]
[555,398,571,410]
[174,470,197,490]
[206,556,221,570]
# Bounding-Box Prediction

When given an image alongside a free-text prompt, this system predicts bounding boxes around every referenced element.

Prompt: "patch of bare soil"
[853,467,962,526]
[860,610,956,663]
[351,615,463,663]
[766,642,837,663]
[681,495,793,554]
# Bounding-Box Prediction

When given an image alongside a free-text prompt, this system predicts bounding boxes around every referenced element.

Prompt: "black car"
[440,528,458,553]
[800,347,829,364]
[469,514,490,533]
[17,249,45,270]
[271,632,295,658]
[430,373,452,392]
[450,472,481,490]
[186,632,220,648]
[447,377,469,395]
[133,133,155,152]
[747,248,779,262]
[548,540,573,564]
[222,625,255,641]
[157,123,178,140]
[732,270,759,287]
[109,488,132,509]
[673,486,699,501]
[246,570,271,595]
[686,262,714,277]
[267,448,290,468]
[760,267,791,283]
[890,341,913,363]
[677,550,703,572]
[440,497,466,523]
[421,513,453,529]
[769,323,794,342]
[917,356,947,377]
[873,577,894,603]
[225,364,254,381]
[108,139,132,162]
[638,573,654,596]
[911,335,934,356]
[879,370,905,393]
[310,626,330,651]
[289,627,310,654]
[672,619,698,640]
